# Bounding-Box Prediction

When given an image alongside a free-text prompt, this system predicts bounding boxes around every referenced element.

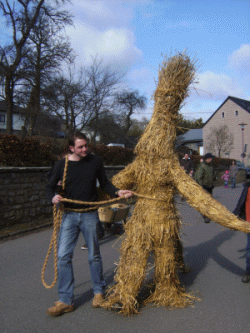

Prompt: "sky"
[1,0,250,123]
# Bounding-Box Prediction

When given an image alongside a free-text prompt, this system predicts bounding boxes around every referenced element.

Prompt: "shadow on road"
[73,228,244,311]
[180,229,245,288]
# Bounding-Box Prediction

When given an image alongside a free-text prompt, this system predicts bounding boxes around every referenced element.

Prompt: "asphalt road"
[1,184,250,333]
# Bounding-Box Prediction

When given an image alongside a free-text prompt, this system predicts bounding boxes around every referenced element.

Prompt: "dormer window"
[235,110,238,116]
[222,112,224,118]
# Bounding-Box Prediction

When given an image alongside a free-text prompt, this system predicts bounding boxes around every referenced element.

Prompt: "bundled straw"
[102,52,250,315]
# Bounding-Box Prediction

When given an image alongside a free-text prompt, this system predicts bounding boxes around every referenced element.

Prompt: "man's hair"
[68,131,89,147]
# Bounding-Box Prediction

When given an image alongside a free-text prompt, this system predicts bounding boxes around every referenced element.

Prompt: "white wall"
[0,112,25,130]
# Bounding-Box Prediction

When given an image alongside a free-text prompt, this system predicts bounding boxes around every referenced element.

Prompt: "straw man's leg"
[103,222,150,315]
[144,232,195,308]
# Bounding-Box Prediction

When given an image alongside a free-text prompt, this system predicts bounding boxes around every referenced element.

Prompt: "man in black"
[46,132,133,316]
[180,153,194,177]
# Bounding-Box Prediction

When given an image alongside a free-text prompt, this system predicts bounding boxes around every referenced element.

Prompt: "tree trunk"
[5,75,14,135]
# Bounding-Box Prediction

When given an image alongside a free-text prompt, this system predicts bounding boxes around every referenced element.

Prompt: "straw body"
[102,53,250,315]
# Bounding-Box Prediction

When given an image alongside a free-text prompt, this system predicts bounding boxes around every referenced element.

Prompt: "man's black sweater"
[46,154,118,209]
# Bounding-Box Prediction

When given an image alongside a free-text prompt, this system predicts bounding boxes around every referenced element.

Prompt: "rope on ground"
[41,204,63,289]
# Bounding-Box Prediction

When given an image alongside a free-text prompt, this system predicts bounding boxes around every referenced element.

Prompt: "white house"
[0,100,26,132]
[0,100,64,137]
[203,96,250,166]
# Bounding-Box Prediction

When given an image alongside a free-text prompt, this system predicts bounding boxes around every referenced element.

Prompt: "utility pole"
[239,123,247,165]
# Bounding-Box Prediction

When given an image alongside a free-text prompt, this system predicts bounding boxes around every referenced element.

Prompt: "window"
[0,114,5,123]
[235,110,238,116]
[222,112,224,118]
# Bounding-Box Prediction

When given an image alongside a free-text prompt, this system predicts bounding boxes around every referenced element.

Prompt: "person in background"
[179,153,195,201]
[229,160,238,189]
[194,153,216,223]
[221,170,230,188]
[233,181,250,283]
[180,153,194,177]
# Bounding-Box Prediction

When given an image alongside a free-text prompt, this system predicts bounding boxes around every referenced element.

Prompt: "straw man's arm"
[112,162,137,190]
[170,166,250,233]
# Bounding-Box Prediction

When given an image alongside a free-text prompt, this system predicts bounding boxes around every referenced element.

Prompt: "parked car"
[245,166,250,179]
[236,161,250,179]
[107,143,125,148]
[235,160,245,168]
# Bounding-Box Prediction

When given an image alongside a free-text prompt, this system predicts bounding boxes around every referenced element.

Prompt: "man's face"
[205,157,212,163]
[70,139,89,158]
[184,154,189,159]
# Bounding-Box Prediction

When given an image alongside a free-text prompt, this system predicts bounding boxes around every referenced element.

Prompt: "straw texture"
[102,53,250,315]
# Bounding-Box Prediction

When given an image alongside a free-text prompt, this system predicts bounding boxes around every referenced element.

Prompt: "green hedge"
[190,155,234,171]
[0,135,135,167]
[0,134,234,168]
[0,134,56,166]
[89,144,135,166]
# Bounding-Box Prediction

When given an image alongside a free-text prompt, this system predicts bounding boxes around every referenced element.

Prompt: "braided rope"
[41,156,69,289]
[41,204,63,288]
[41,155,164,289]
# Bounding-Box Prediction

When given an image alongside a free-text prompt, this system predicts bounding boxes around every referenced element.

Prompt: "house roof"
[0,100,26,114]
[177,128,203,144]
[203,96,250,126]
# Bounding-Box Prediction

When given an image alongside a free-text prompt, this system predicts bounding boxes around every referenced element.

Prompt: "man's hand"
[52,195,63,204]
[117,190,134,199]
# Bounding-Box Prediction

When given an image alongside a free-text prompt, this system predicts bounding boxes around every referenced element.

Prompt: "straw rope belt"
[41,155,164,289]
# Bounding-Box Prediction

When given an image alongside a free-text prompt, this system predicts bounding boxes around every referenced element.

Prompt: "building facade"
[203,96,250,166]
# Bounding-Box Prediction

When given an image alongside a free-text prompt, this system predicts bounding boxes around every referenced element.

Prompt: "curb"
[0,222,53,241]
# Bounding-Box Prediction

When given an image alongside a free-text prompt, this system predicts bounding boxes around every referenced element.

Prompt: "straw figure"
[102,52,250,315]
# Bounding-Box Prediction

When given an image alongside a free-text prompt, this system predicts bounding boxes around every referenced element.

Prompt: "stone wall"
[0,166,246,227]
[0,165,125,227]
[0,167,51,226]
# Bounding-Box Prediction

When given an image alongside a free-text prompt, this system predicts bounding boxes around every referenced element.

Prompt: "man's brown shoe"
[92,293,104,308]
[47,301,74,316]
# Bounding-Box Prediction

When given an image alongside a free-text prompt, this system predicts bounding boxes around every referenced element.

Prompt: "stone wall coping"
[103,165,125,169]
[0,165,125,173]
[0,166,51,173]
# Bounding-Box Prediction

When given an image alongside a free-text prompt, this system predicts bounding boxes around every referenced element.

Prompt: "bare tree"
[43,58,124,140]
[0,0,71,134]
[126,117,149,137]
[96,112,124,144]
[114,90,147,134]
[205,125,234,158]
[42,68,92,135]
[85,57,124,143]
[19,5,74,136]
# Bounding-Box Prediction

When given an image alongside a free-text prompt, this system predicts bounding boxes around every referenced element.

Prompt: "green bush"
[0,134,234,169]
[0,134,56,166]
[191,155,234,171]
[89,144,135,165]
